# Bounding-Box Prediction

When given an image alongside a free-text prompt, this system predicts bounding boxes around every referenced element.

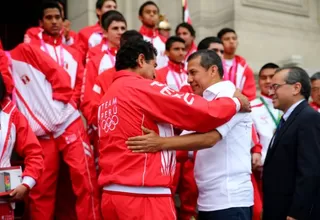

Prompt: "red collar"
[186,42,197,58]
[42,32,62,46]
[139,25,158,38]
[106,47,118,56]
[310,102,320,109]
[113,70,144,82]
[168,60,185,73]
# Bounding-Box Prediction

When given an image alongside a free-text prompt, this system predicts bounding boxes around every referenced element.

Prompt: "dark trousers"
[198,207,253,220]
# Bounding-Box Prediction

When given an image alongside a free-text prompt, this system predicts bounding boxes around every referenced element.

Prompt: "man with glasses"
[310,72,320,112]
[262,67,320,220]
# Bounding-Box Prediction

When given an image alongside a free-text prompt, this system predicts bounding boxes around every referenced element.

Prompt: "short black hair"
[120,30,143,46]
[115,39,157,71]
[96,0,117,9]
[310,72,320,82]
[197,37,222,50]
[139,1,159,16]
[187,50,224,78]
[175,22,196,37]
[0,73,7,102]
[101,10,126,31]
[217,28,236,39]
[39,1,62,20]
[259,63,279,76]
[165,36,185,51]
[275,66,311,100]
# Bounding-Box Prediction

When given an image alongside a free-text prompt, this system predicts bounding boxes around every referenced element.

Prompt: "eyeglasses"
[269,83,288,91]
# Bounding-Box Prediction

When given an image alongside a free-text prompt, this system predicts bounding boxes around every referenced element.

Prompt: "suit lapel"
[264,100,308,166]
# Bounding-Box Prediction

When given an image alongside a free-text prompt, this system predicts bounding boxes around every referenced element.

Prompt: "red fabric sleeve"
[74,29,88,64]
[251,124,262,154]
[80,54,101,122]
[0,50,14,95]
[242,65,256,101]
[13,108,44,182]
[10,43,73,104]
[132,80,237,132]
[24,27,42,45]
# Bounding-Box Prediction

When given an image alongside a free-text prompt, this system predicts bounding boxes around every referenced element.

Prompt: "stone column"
[68,0,97,31]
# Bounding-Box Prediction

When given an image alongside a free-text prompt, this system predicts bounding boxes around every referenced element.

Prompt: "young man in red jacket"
[176,22,197,63]
[218,28,256,100]
[76,0,117,63]
[310,72,320,112]
[98,39,250,219]
[139,1,167,69]
[24,0,77,46]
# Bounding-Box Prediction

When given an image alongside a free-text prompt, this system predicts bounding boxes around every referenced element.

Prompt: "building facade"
[68,0,320,74]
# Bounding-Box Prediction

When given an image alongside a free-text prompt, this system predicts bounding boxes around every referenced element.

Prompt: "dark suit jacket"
[263,100,320,220]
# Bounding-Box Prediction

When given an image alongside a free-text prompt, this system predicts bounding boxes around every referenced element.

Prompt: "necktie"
[273,117,285,140]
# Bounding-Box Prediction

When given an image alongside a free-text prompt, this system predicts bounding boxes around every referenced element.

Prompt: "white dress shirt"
[193,80,254,212]
[282,99,304,121]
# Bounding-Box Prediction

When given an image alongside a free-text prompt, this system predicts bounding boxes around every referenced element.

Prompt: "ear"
[138,16,143,22]
[39,20,44,28]
[102,29,108,38]
[293,82,302,96]
[165,50,169,57]
[137,54,145,68]
[209,65,218,78]
[96,9,101,17]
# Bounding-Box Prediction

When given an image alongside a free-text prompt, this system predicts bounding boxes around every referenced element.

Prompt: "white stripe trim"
[103,184,171,195]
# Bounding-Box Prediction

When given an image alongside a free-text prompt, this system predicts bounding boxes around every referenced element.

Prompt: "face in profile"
[311,79,320,106]
[138,54,157,80]
[187,56,216,96]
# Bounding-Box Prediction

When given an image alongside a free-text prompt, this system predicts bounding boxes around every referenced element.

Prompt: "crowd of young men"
[1,0,320,219]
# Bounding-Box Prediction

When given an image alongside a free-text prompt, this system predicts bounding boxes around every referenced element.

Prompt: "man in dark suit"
[263,66,320,220]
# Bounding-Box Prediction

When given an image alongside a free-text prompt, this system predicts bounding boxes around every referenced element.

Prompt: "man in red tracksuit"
[76,0,117,63]
[5,41,100,219]
[217,28,256,100]
[24,0,77,46]
[98,39,250,219]
[310,72,320,112]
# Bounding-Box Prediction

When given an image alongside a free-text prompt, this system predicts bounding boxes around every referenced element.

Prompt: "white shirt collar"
[283,99,304,121]
[203,81,236,101]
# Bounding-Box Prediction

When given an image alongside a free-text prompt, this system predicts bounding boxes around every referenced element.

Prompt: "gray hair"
[310,72,320,82]
[275,66,311,100]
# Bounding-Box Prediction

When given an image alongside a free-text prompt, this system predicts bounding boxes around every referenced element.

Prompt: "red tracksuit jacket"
[98,70,239,189]
[310,102,320,112]
[5,43,79,137]
[0,98,43,188]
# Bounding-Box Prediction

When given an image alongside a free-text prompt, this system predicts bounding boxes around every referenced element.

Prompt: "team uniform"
[310,102,320,112]
[184,42,197,70]
[24,27,77,46]
[76,23,103,63]
[4,43,100,220]
[224,55,256,100]
[139,25,168,69]
[98,70,241,219]
[0,98,44,219]
[156,61,197,220]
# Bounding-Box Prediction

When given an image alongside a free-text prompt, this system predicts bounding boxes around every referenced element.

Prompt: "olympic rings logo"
[100,115,119,133]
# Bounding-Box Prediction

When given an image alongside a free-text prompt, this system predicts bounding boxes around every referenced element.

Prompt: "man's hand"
[233,89,251,112]
[286,216,297,220]
[9,184,29,201]
[63,19,71,41]
[252,153,262,170]
[127,126,163,153]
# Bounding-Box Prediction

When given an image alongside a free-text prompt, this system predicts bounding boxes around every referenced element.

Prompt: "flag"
[182,0,192,24]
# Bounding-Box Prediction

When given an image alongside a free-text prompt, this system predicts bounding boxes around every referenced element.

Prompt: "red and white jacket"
[139,25,168,69]
[0,98,43,188]
[98,70,239,193]
[5,43,79,137]
[83,67,116,128]
[224,55,256,101]
[184,42,197,65]
[29,32,84,108]
[75,23,103,63]
[310,102,320,112]
[24,27,77,46]
[250,95,282,164]
[81,48,116,123]
[156,61,188,91]
[86,37,113,62]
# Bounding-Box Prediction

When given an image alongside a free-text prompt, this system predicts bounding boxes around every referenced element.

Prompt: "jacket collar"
[168,60,185,73]
[139,25,158,38]
[42,32,62,46]
[310,101,320,109]
[113,70,144,82]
